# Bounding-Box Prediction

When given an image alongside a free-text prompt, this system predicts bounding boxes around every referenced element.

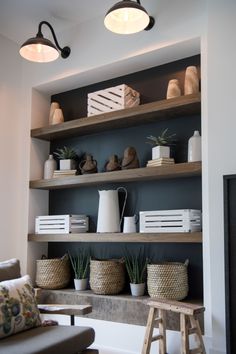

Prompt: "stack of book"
[146,157,175,167]
[52,169,77,178]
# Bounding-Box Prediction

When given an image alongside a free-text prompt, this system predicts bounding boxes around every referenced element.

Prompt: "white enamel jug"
[97,187,127,233]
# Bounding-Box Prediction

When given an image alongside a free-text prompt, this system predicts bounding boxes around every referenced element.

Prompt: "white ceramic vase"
[123,215,137,233]
[49,102,60,125]
[130,283,145,297]
[184,66,199,95]
[43,155,57,179]
[166,79,181,99]
[152,145,170,160]
[74,278,88,291]
[52,108,64,125]
[188,130,202,162]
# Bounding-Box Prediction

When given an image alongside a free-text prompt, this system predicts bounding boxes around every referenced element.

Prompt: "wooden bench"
[142,299,206,354]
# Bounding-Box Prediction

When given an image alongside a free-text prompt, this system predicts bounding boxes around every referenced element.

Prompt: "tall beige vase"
[166,79,181,99]
[52,108,64,125]
[184,66,199,95]
[49,102,60,125]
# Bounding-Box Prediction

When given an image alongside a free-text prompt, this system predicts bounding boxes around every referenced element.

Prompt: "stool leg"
[158,309,167,354]
[180,313,189,354]
[142,307,157,354]
[189,315,206,354]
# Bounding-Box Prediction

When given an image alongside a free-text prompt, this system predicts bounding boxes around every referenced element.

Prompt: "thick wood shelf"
[28,232,202,243]
[31,94,201,141]
[39,289,204,331]
[30,162,201,190]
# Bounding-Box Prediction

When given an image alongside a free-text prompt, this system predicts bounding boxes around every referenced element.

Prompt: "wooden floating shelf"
[28,232,202,243]
[31,94,201,141]
[30,162,201,190]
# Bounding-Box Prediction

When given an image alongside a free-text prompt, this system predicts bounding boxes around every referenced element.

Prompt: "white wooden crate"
[35,215,89,234]
[139,209,202,233]
[87,84,140,116]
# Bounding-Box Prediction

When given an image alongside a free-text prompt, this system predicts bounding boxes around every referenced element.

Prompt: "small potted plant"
[125,251,148,296]
[69,250,90,291]
[54,146,78,170]
[146,128,176,160]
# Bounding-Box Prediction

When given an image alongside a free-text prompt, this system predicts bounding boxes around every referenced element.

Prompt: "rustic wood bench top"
[145,298,205,316]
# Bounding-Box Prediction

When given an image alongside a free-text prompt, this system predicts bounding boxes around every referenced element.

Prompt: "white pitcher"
[97,187,127,233]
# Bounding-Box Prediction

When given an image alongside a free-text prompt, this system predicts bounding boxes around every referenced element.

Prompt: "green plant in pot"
[125,251,148,297]
[54,146,78,170]
[69,250,90,291]
[146,128,176,160]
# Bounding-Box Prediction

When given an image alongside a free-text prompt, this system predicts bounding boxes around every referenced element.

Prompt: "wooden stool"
[142,299,206,354]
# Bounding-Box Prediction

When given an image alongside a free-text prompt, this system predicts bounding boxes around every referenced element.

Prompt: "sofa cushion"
[0,259,21,281]
[0,275,41,338]
[0,325,95,354]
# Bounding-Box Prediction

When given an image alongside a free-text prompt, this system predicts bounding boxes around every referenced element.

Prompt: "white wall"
[201,1,236,353]
[0,34,23,262]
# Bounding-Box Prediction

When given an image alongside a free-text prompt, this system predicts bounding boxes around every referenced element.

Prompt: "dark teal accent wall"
[49,55,202,299]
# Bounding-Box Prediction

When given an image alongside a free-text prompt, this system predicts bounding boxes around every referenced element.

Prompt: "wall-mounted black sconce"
[19,21,71,63]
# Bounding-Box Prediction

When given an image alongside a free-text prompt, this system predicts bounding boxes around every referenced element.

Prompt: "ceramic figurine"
[166,79,181,99]
[184,66,199,95]
[105,155,121,172]
[52,108,64,125]
[79,154,97,174]
[121,147,139,170]
[49,102,60,125]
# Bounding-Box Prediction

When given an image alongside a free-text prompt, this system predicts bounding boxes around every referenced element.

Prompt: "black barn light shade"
[19,21,71,63]
[104,0,155,34]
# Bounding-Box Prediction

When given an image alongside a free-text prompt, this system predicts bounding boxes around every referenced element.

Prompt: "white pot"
[60,159,76,170]
[130,283,145,297]
[74,278,88,291]
[152,145,170,160]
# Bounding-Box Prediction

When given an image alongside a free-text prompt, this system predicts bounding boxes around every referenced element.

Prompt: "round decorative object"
[166,79,181,99]
[184,66,199,95]
[35,254,70,289]
[90,259,125,295]
[147,260,189,300]
[43,154,57,179]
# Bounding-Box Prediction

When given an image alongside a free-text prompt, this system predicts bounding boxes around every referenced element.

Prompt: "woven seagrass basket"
[35,254,71,289]
[90,259,125,295]
[147,260,189,300]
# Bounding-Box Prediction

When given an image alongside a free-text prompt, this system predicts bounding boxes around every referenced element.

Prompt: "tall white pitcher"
[97,187,127,233]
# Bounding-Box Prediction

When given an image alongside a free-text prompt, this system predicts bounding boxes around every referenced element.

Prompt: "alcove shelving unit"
[29,93,202,244]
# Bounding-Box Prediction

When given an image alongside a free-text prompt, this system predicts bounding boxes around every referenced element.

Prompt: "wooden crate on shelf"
[139,209,202,233]
[35,215,88,234]
[87,84,140,116]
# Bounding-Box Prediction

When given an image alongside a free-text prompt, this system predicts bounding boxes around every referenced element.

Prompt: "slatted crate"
[35,215,89,234]
[87,84,140,116]
[139,209,202,233]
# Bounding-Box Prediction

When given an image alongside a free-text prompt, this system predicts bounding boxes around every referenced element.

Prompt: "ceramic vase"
[152,145,170,160]
[43,155,57,179]
[52,108,64,125]
[166,79,181,99]
[130,283,145,297]
[184,66,199,95]
[188,130,202,162]
[49,102,60,125]
[74,278,88,291]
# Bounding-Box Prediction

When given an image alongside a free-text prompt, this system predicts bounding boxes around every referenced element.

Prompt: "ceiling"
[0,0,159,45]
